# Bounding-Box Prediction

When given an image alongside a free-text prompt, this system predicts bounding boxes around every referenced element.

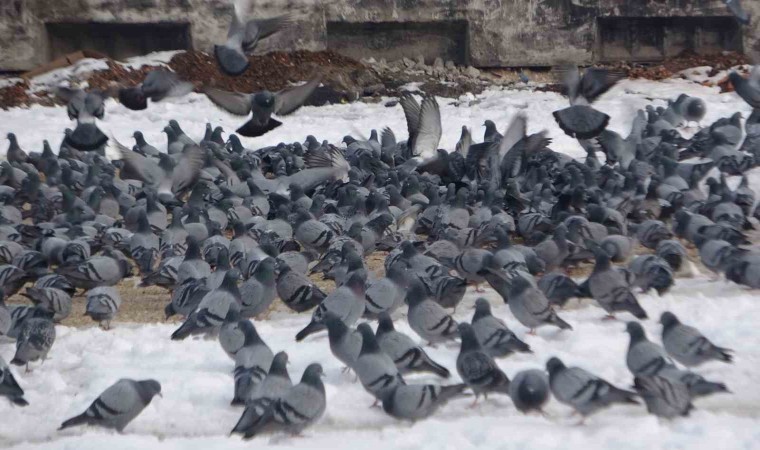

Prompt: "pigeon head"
[457,322,479,351]
[253,91,276,109]
[136,379,162,402]
[270,351,290,376]
[625,321,646,341]
[400,241,418,258]
[507,275,533,297]
[324,311,348,343]
[385,264,409,287]
[473,298,492,320]
[404,279,428,307]
[344,272,366,295]
[301,363,325,390]
[659,311,680,329]
[545,357,565,375]
[253,257,276,283]
[376,312,395,336]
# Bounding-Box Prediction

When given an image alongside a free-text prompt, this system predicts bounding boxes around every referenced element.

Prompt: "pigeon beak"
[158,392,163,398]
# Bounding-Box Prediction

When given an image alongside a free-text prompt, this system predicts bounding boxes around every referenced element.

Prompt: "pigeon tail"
[420,357,451,378]
[59,412,90,430]
[553,105,610,139]
[295,320,325,341]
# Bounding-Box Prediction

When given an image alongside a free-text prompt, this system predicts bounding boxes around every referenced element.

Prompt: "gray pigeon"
[324,312,363,369]
[0,356,28,406]
[552,66,623,139]
[381,383,466,421]
[634,375,693,418]
[231,351,293,436]
[118,69,194,110]
[629,255,674,295]
[0,291,10,337]
[353,323,406,400]
[376,312,450,378]
[85,287,122,329]
[219,315,268,361]
[11,308,56,369]
[165,277,209,319]
[239,257,277,317]
[59,379,161,432]
[471,298,531,357]
[56,253,131,289]
[660,312,733,367]
[507,275,572,332]
[546,357,638,417]
[213,2,292,76]
[171,270,242,340]
[232,339,274,406]
[509,369,550,414]
[363,265,407,318]
[456,323,510,403]
[626,321,676,377]
[586,245,647,319]
[724,0,750,25]
[129,210,159,274]
[295,273,365,341]
[238,363,326,438]
[537,272,580,307]
[275,261,326,313]
[405,280,459,345]
[205,79,321,137]
[656,239,688,272]
[656,366,729,398]
[22,287,72,322]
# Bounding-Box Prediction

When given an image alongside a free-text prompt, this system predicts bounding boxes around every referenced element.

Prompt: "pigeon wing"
[412,95,442,158]
[204,87,253,116]
[274,78,321,116]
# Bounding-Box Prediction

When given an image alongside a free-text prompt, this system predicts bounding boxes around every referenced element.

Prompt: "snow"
[119,50,185,70]
[2,276,760,450]
[1,75,760,449]
[27,58,110,93]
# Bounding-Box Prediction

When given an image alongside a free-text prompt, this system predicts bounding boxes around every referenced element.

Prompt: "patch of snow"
[0,77,23,89]
[28,58,110,93]
[119,50,185,70]
[1,276,759,449]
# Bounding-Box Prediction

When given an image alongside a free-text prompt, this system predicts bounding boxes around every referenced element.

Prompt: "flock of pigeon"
[0,0,758,442]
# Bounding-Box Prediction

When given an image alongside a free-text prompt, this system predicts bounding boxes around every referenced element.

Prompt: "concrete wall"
[1,0,758,71]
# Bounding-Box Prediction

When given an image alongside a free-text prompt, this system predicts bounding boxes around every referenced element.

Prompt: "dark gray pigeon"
[634,375,692,418]
[22,287,71,322]
[165,277,209,319]
[118,69,194,111]
[11,308,56,369]
[405,280,459,345]
[586,245,647,319]
[629,255,674,295]
[506,275,572,332]
[509,369,550,414]
[0,356,28,406]
[54,87,109,151]
[626,321,676,377]
[205,78,320,137]
[214,2,292,76]
[376,312,450,378]
[547,357,638,417]
[219,315,268,361]
[656,366,729,398]
[655,240,688,272]
[471,298,531,357]
[59,379,161,432]
[275,261,326,313]
[231,351,293,436]
[660,312,733,367]
[456,323,510,403]
[353,323,406,401]
[236,363,325,438]
[381,383,466,421]
[56,253,131,289]
[239,257,277,317]
[537,272,580,307]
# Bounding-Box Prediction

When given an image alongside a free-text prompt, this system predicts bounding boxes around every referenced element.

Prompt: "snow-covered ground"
[1,76,760,449]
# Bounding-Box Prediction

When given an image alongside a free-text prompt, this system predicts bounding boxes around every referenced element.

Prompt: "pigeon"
[509,369,550,414]
[56,252,131,289]
[353,323,406,400]
[546,357,638,417]
[171,270,242,340]
[634,375,693,418]
[59,379,161,432]
[586,244,647,319]
[165,277,209,319]
[471,298,531,357]
[118,69,194,111]
[381,383,466,421]
[656,366,729,398]
[324,312,363,369]
[405,280,459,345]
[275,261,326,313]
[0,356,28,406]
[724,0,751,25]
[363,265,407,318]
[231,351,293,436]
[11,308,56,369]
[506,275,572,332]
[54,88,109,151]
[626,321,676,377]
[204,78,321,137]
[0,291,10,337]
[232,339,274,406]
[295,273,365,341]
[84,287,122,330]
[537,272,580,307]
[219,315,269,361]
[655,239,688,272]
[238,363,326,438]
[629,255,674,295]
[552,66,624,139]
[375,312,450,378]
[239,257,277,317]
[660,312,733,367]
[22,287,71,322]
[214,1,293,76]
[456,323,510,402]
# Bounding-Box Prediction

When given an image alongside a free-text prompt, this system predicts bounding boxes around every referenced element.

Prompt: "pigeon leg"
[527,329,536,335]
[468,395,480,408]
[475,284,485,293]
[602,314,617,321]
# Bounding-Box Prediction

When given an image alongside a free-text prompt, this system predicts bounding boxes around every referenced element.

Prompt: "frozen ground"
[1,76,760,449]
